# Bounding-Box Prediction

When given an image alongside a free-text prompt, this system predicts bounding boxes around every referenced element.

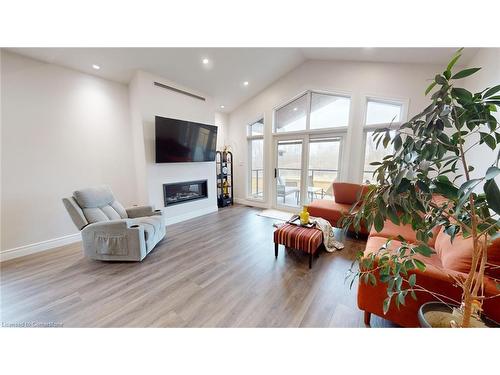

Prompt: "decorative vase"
[299,206,310,225]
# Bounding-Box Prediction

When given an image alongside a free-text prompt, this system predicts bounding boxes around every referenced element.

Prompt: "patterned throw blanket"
[312,216,344,252]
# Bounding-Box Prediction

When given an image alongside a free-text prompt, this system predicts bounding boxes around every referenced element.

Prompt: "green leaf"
[413,244,435,257]
[425,81,437,96]
[485,166,500,180]
[484,179,500,215]
[408,274,416,287]
[368,273,377,286]
[458,178,480,196]
[410,290,417,300]
[382,131,391,148]
[387,206,400,225]
[433,181,458,199]
[396,178,411,194]
[374,212,384,232]
[484,85,500,98]
[398,292,406,306]
[451,87,473,103]
[451,67,481,80]
[383,296,391,314]
[480,132,496,150]
[414,259,426,272]
[446,53,462,72]
[393,134,402,151]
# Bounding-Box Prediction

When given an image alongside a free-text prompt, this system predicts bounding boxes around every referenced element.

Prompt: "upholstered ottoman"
[273,223,323,268]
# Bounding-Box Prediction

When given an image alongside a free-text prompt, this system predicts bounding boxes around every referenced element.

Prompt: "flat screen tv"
[155,116,218,163]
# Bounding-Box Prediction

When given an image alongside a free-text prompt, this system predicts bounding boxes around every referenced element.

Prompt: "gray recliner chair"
[62,186,166,261]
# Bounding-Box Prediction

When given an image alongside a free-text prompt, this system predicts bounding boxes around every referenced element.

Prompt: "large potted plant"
[343,49,500,327]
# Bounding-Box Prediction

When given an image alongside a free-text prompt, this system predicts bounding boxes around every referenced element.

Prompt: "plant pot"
[418,302,499,328]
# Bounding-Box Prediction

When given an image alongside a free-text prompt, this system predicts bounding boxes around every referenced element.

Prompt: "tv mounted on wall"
[155,116,218,163]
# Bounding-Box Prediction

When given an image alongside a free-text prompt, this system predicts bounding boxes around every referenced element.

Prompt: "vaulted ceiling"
[7,47,480,112]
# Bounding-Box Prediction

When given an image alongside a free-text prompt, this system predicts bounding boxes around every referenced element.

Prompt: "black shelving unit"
[216,150,234,207]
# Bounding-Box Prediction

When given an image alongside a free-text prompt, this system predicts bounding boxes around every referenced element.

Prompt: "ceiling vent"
[153,81,206,101]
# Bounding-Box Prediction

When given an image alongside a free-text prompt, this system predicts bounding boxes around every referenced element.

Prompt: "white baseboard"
[164,205,219,226]
[234,198,269,209]
[1,233,81,262]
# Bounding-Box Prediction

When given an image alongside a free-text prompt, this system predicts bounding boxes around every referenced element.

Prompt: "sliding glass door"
[275,139,303,207]
[306,137,341,203]
[274,135,342,209]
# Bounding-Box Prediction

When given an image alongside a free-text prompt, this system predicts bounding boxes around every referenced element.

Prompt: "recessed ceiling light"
[202,58,209,65]
[220,105,225,109]
[92,64,100,70]
[243,81,249,86]
[293,107,298,111]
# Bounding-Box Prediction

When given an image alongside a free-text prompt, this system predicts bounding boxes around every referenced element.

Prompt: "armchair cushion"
[131,215,165,248]
[73,186,128,224]
[74,186,115,207]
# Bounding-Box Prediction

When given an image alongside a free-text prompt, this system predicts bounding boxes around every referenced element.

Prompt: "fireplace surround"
[163,180,208,206]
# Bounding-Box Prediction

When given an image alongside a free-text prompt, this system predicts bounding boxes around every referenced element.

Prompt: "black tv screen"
[155,116,218,163]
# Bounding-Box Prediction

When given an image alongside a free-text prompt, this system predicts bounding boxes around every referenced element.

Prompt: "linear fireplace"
[163,180,208,206]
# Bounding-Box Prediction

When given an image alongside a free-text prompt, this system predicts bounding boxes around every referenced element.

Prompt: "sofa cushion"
[434,228,473,274]
[307,199,353,227]
[435,229,500,278]
[370,220,440,247]
[332,182,370,205]
[486,237,500,279]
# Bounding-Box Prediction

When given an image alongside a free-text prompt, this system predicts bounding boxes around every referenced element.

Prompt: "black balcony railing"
[250,167,340,201]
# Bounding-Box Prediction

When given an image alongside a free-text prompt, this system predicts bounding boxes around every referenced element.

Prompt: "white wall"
[227,59,444,208]
[215,111,229,150]
[463,49,500,185]
[128,70,219,225]
[1,51,137,254]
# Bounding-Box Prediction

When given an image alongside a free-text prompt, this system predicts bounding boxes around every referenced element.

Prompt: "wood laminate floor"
[0,205,395,327]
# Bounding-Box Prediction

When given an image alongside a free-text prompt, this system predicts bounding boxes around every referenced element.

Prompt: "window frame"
[271,89,352,209]
[273,89,352,135]
[247,117,265,201]
[360,96,409,182]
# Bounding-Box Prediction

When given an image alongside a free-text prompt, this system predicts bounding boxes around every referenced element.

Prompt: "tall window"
[274,91,350,206]
[247,119,264,199]
[362,98,404,183]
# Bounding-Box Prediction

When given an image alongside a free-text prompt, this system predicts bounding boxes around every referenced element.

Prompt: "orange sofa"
[360,223,500,327]
[306,182,370,234]
[307,181,500,327]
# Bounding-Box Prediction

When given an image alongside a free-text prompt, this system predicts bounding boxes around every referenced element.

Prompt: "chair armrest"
[126,205,155,218]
